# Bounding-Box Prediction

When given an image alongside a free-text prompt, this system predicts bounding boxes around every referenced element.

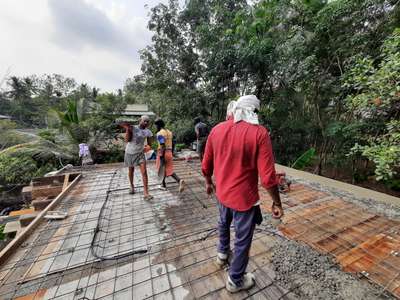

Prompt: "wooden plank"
[31,185,63,199]
[14,289,47,300]
[0,174,81,266]
[62,173,70,191]
[9,208,35,217]
[32,175,64,186]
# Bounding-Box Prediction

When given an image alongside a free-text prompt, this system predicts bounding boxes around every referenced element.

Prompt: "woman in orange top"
[154,118,185,192]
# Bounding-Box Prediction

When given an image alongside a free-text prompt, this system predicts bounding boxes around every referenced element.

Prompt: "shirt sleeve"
[146,129,153,137]
[257,128,278,189]
[201,132,214,177]
[157,134,165,144]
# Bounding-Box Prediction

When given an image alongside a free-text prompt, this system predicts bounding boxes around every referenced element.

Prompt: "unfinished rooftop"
[0,160,399,299]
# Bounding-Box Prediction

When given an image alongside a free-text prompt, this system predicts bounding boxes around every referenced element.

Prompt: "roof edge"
[276,164,400,207]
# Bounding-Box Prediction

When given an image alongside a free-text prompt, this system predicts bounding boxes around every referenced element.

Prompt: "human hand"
[271,203,284,219]
[206,182,214,195]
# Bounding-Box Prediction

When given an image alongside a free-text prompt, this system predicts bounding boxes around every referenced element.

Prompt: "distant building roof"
[121,104,155,117]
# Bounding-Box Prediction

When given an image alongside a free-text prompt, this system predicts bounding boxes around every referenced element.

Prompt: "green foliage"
[0,75,127,185]
[175,143,186,152]
[345,29,400,181]
[134,0,400,190]
[170,119,196,145]
[350,123,400,181]
[38,129,56,143]
[0,155,38,185]
[0,225,5,241]
[0,120,26,150]
[50,93,126,149]
[292,148,316,170]
[96,145,124,164]
[385,179,400,191]
[0,119,17,131]
[50,100,89,144]
[1,0,399,192]
[0,140,73,185]
[2,74,78,127]
[151,141,159,151]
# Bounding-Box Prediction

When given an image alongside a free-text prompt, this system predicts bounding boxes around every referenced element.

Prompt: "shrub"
[175,143,186,152]
[0,225,5,241]
[0,140,73,185]
[170,120,196,145]
[38,129,57,143]
[0,154,54,185]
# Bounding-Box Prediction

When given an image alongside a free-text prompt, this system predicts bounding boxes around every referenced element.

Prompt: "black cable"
[89,169,148,261]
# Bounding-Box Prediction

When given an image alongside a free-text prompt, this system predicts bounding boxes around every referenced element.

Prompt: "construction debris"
[44,211,67,220]
[19,213,38,227]
[3,221,21,238]
[31,197,53,211]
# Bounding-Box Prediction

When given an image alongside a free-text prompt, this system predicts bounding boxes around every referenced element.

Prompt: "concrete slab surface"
[0,161,398,299]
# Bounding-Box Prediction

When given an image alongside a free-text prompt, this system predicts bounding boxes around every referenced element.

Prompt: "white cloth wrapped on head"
[226,95,260,125]
[226,101,236,120]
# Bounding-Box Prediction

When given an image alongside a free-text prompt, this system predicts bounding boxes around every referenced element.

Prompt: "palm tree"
[6,76,35,124]
[50,99,90,145]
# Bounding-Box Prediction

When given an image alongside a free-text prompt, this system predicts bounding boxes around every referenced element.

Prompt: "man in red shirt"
[202,95,283,293]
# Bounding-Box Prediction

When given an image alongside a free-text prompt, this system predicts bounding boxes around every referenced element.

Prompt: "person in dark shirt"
[194,116,209,161]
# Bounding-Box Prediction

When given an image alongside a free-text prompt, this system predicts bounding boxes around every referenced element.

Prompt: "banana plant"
[291,148,316,170]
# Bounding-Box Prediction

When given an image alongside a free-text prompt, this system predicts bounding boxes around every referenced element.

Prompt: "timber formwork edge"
[0,174,82,265]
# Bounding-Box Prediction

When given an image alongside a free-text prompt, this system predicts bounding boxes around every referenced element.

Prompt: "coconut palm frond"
[1,139,74,162]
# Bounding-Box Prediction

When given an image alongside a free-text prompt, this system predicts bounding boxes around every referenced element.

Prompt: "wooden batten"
[62,173,70,191]
[0,174,81,266]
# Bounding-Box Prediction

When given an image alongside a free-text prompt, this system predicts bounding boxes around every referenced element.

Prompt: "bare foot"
[179,180,185,193]
[144,194,153,201]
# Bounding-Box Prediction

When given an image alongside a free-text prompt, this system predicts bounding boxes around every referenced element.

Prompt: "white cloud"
[0,0,184,92]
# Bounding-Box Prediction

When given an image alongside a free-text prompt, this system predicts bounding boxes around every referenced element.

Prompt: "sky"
[0,0,185,92]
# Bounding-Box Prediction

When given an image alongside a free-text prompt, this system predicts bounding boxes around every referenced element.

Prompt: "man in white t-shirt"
[123,115,153,200]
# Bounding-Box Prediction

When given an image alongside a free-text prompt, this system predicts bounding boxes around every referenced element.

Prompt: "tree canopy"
[0,0,399,191]
[128,0,399,188]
